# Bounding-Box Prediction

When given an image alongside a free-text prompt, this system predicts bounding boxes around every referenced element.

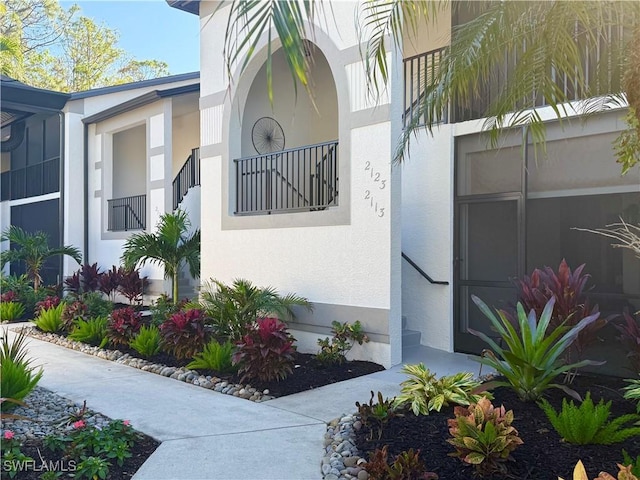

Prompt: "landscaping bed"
[354,374,640,480]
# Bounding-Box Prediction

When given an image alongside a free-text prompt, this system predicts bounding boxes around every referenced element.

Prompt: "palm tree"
[121,210,200,305]
[218,0,639,169]
[0,226,82,291]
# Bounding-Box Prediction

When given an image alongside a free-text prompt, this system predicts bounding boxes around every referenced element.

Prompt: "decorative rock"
[343,457,359,468]
[357,470,369,480]
[322,464,332,475]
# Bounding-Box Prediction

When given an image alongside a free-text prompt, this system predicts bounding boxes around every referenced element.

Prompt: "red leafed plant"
[99,266,124,302]
[108,307,143,346]
[118,269,148,305]
[160,308,208,359]
[514,259,606,358]
[61,300,87,332]
[35,296,61,316]
[232,317,296,382]
[1,291,17,303]
[616,311,640,373]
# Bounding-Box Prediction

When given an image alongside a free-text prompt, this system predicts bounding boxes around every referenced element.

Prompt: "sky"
[59,0,201,75]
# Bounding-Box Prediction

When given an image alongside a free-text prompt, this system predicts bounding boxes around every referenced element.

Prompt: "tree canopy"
[1,0,169,92]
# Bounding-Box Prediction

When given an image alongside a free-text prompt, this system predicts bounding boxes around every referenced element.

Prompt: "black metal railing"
[107,194,146,231]
[0,157,60,201]
[403,47,448,128]
[404,26,629,126]
[172,148,200,210]
[401,252,449,285]
[234,140,339,215]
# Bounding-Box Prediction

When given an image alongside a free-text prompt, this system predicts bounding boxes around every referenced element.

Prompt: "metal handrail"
[107,194,146,231]
[172,148,200,210]
[234,139,339,162]
[402,252,449,285]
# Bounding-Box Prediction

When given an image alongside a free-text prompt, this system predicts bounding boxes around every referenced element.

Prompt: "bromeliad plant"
[447,397,523,477]
[0,329,43,408]
[393,364,491,415]
[470,295,603,401]
[187,339,237,373]
[232,317,296,382]
[69,317,109,348]
[33,303,65,333]
[129,325,162,358]
[538,392,640,445]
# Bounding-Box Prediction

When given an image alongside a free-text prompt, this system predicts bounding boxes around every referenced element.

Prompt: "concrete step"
[402,329,421,349]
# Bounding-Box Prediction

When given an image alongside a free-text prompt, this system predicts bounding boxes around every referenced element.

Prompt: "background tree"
[121,210,200,305]
[1,0,169,92]
[0,226,82,292]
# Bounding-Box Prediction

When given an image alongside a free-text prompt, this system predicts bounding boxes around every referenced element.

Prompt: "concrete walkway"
[7,325,483,480]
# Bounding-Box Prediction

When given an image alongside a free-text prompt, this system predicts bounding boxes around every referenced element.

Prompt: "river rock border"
[322,413,370,480]
[21,327,274,402]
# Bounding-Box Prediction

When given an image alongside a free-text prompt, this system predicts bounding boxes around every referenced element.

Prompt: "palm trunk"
[172,269,179,305]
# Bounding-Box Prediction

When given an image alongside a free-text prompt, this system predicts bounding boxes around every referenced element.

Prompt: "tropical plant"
[81,291,113,319]
[560,460,639,480]
[622,450,640,477]
[232,317,296,382]
[159,308,208,360]
[69,317,109,348]
[61,299,88,332]
[198,278,312,340]
[99,265,123,302]
[121,210,200,305]
[117,268,148,305]
[616,311,640,373]
[129,325,162,358]
[393,364,491,416]
[623,377,640,413]
[514,260,607,358]
[447,397,523,476]
[539,392,640,445]
[33,303,65,333]
[187,339,237,373]
[1,274,50,318]
[316,320,369,366]
[149,294,186,326]
[0,290,17,303]
[364,446,439,480]
[66,263,103,295]
[35,295,61,315]
[219,2,640,170]
[107,307,142,346]
[0,302,25,322]
[0,328,43,408]
[470,295,603,401]
[356,390,399,441]
[0,226,81,291]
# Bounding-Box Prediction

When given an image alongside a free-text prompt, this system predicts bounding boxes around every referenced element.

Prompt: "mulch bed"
[10,434,159,480]
[114,343,385,397]
[355,374,640,479]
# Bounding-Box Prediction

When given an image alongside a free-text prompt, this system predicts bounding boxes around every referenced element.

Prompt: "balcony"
[0,157,60,201]
[234,140,338,215]
[107,194,146,232]
[404,32,626,127]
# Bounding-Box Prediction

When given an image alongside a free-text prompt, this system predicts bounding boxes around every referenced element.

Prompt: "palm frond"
[218,0,320,104]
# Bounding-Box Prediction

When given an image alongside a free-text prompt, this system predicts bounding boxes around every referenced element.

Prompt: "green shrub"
[622,377,640,413]
[33,303,65,332]
[447,397,523,476]
[539,392,640,445]
[470,295,603,401]
[187,339,237,373]
[0,328,43,408]
[197,278,312,340]
[316,320,369,366]
[149,294,184,326]
[82,292,113,319]
[0,302,26,322]
[129,325,162,358]
[393,363,491,416]
[622,450,640,477]
[69,317,109,348]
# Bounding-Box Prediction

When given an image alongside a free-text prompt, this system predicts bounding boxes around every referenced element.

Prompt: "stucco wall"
[113,125,146,199]
[199,0,400,367]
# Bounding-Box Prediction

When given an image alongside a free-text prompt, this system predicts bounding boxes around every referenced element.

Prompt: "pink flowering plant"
[44,419,139,472]
[2,430,33,479]
[232,317,297,382]
[160,308,209,359]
